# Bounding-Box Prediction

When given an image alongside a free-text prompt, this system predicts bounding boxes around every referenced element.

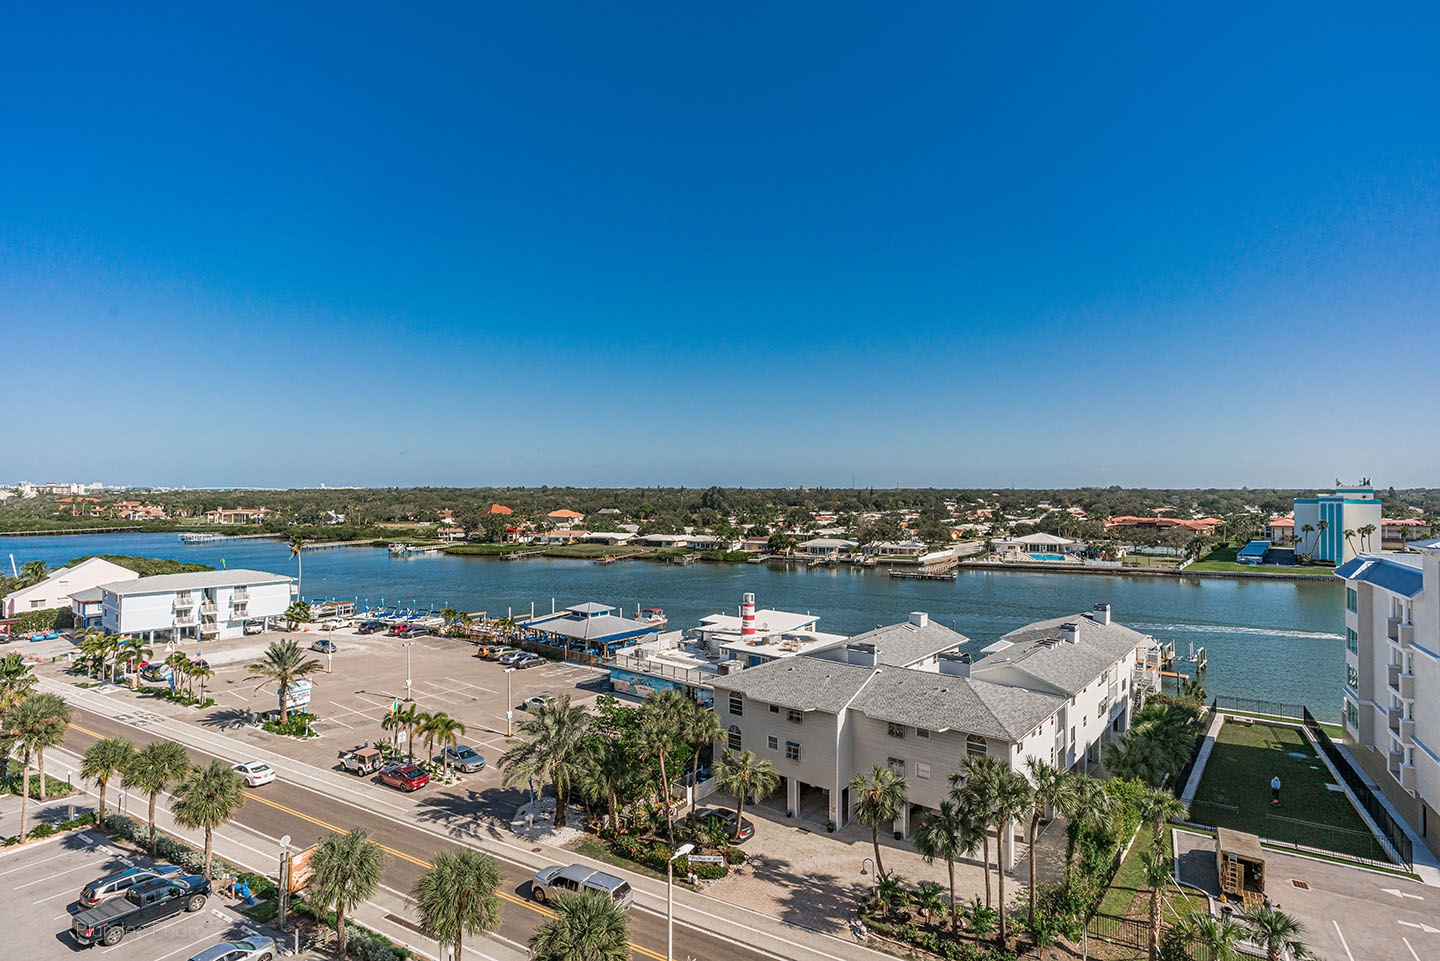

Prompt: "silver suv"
[79,865,183,907]
[531,864,633,908]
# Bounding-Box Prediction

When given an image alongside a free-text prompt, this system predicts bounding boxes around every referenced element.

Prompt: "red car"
[378,764,429,791]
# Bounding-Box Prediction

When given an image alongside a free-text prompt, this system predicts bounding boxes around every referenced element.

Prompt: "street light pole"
[404,642,413,702]
[667,842,694,961]
[505,668,516,737]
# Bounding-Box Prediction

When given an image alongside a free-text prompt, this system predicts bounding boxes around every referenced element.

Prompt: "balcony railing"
[232,589,250,601]
[200,601,218,614]
[1400,718,1416,743]
[174,593,194,608]
[1388,749,1404,776]
[1389,707,1403,734]
[232,604,248,618]
[1388,617,1401,641]
[1400,764,1417,791]
[609,653,712,686]
[1388,664,1402,690]
[1400,673,1415,699]
[176,613,196,626]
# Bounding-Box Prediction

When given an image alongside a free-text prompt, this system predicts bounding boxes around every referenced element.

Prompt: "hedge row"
[9,607,73,633]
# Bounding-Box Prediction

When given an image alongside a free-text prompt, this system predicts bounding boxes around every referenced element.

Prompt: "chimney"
[908,612,929,628]
[1091,603,1111,626]
[1059,622,1079,644]
[741,593,756,637]
[938,652,972,677]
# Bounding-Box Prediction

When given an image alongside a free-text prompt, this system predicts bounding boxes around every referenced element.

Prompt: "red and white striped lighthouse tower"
[741,593,756,637]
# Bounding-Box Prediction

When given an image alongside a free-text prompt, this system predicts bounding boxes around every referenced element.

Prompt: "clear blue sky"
[4,4,1438,489]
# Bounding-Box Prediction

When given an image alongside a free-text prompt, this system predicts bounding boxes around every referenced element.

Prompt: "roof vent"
[1090,604,1111,626]
[1059,623,1079,644]
[908,612,929,628]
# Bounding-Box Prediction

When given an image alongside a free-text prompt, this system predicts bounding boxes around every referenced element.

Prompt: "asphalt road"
[62,706,790,961]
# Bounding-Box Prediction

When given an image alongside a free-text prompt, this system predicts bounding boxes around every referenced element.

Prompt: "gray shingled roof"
[841,619,969,668]
[99,569,292,595]
[850,671,1062,741]
[978,612,1146,695]
[710,657,875,713]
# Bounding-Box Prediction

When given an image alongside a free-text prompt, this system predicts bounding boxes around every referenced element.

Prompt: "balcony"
[174,593,194,608]
[1388,664,1401,689]
[1388,749,1404,776]
[232,588,250,602]
[1399,764,1417,792]
[1388,617,1401,641]
[232,603,248,618]
[1389,707,1403,734]
[200,624,219,637]
[175,613,196,626]
[1400,623,1415,649]
[1400,673,1416,699]
[200,601,218,615]
[1401,718,1416,743]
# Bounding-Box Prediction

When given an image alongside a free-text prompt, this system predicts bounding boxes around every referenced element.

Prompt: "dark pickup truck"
[72,874,211,947]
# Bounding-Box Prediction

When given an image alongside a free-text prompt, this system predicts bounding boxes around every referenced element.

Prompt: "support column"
[787,777,799,817]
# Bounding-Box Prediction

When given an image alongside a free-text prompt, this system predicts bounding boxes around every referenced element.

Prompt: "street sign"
[282,679,313,710]
[687,854,725,865]
[288,844,317,893]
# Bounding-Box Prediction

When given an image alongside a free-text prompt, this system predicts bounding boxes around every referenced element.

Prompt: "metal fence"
[1172,703,1214,791]
[1214,695,1305,720]
[1087,912,1148,950]
[1303,707,1414,870]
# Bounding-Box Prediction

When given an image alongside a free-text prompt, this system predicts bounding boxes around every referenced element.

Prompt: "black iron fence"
[1303,706,1414,870]
[1214,695,1305,720]
[1086,911,1147,950]
[1171,702,1214,792]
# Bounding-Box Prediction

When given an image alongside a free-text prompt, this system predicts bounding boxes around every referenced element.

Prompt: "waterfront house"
[867,540,928,558]
[547,509,585,528]
[1104,516,1221,536]
[204,507,271,525]
[1335,540,1440,857]
[1236,540,1271,565]
[436,526,467,542]
[798,537,858,557]
[993,532,1082,559]
[2,557,139,618]
[1383,518,1430,548]
[740,536,771,552]
[711,604,1148,861]
[535,529,585,545]
[584,531,636,546]
[1292,485,1382,564]
[98,568,294,641]
[1266,517,1295,545]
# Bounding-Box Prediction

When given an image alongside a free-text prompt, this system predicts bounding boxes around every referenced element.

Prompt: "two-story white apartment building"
[1335,541,1440,856]
[98,569,294,641]
[710,605,1147,864]
[2,557,139,618]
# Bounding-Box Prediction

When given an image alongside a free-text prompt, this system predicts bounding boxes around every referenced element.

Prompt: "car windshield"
[250,764,270,773]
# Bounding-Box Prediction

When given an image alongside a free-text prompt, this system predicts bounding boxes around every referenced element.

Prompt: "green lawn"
[1191,721,1382,859]
[1187,546,1335,577]
[1102,829,1209,921]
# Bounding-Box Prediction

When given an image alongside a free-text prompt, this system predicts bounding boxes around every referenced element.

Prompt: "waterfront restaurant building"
[1336,540,1440,857]
[711,605,1149,864]
[99,569,295,641]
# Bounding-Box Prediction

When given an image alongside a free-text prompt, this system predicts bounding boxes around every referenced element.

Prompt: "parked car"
[319,618,345,631]
[310,638,338,653]
[356,620,385,635]
[233,761,276,787]
[483,646,518,661]
[512,654,546,669]
[79,865,184,908]
[337,747,384,776]
[243,622,264,635]
[390,624,432,638]
[530,864,633,908]
[378,764,429,792]
[190,658,210,671]
[692,806,755,843]
[497,650,529,665]
[187,936,277,961]
[437,745,486,773]
[73,875,210,947]
[521,694,554,711]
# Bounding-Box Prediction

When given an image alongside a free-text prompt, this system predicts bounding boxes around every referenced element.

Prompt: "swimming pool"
[1028,553,1068,562]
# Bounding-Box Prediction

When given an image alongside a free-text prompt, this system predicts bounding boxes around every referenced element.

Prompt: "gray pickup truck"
[72,874,210,947]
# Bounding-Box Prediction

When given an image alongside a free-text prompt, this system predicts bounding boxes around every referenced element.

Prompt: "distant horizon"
[5,5,1437,483]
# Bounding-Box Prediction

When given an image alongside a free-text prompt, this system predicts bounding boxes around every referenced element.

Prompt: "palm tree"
[80,737,136,823]
[289,536,306,594]
[850,764,909,879]
[1168,912,1244,961]
[165,652,191,693]
[712,748,779,841]
[576,737,640,834]
[1359,523,1377,553]
[246,638,323,720]
[309,829,386,956]
[1343,529,1357,557]
[987,765,1031,946]
[381,703,407,753]
[120,639,154,690]
[952,760,996,909]
[1139,786,1187,848]
[529,889,630,961]
[124,739,191,854]
[0,652,37,712]
[913,797,983,935]
[1242,905,1313,961]
[439,608,460,626]
[637,688,690,841]
[189,663,214,702]
[1057,774,1115,872]
[170,759,246,877]
[4,694,69,839]
[26,692,71,801]
[1315,519,1329,559]
[1299,523,1315,558]
[681,701,723,817]
[914,881,947,927]
[1023,758,1077,921]
[412,849,503,961]
[967,896,997,944]
[19,560,49,586]
[1140,849,1172,961]
[285,600,311,630]
[422,712,466,774]
[498,695,590,829]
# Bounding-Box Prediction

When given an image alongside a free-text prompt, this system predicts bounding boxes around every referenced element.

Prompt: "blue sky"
[3,4,1438,489]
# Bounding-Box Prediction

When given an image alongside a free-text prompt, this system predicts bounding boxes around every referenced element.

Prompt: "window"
[1347,664,1359,689]
[888,757,905,776]
[30,599,45,610]
[966,734,988,758]
[787,708,803,724]
[916,728,929,739]
[785,741,802,761]
[767,735,778,751]
[728,694,743,717]
[769,704,780,714]
[1346,588,1358,613]
[727,725,742,751]
[916,762,931,780]
[1346,628,1358,654]
[887,722,906,738]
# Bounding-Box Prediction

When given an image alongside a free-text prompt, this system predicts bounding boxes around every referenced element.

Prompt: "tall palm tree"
[165,652,191,693]
[913,796,983,935]
[4,694,69,839]
[245,638,324,720]
[120,639,154,690]
[189,663,214,702]
[987,765,1032,946]
[422,712,466,774]
[1242,905,1313,961]
[1140,849,1172,961]
[1024,758,1078,920]
[381,703,407,753]
[1299,523,1315,557]
[529,889,630,961]
[1139,786,1187,848]
[25,692,71,801]
[681,700,723,817]
[577,736,641,834]
[850,764,909,879]
[0,652,38,712]
[124,739,191,854]
[713,748,780,842]
[1315,519,1329,558]
[285,600,311,630]
[637,688,690,841]
[952,761,995,909]
[309,829,386,956]
[1057,774,1115,872]
[412,849,503,961]
[499,695,590,829]
[80,737,136,823]
[289,536,306,594]
[1358,523,1377,553]
[170,759,246,877]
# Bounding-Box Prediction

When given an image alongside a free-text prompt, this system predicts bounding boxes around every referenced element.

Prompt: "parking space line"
[1404,937,1420,961]
[100,912,192,953]
[152,928,225,961]
[0,850,75,877]
[16,860,107,888]
[1333,921,1356,961]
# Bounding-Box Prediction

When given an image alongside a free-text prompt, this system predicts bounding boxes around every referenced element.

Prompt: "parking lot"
[0,830,265,959]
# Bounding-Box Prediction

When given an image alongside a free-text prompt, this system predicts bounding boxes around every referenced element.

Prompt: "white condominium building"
[99,569,295,641]
[1336,540,1440,856]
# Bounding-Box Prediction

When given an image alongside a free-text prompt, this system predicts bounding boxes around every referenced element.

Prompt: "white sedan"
[233,761,276,787]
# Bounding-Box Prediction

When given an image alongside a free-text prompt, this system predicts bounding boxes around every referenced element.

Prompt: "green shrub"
[28,823,57,839]
[263,711,319,738]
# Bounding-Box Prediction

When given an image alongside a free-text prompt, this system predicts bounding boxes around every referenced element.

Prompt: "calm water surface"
[1,533,1345,709]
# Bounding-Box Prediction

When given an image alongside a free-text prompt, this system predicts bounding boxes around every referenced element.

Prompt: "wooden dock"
[889,567,958,581]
